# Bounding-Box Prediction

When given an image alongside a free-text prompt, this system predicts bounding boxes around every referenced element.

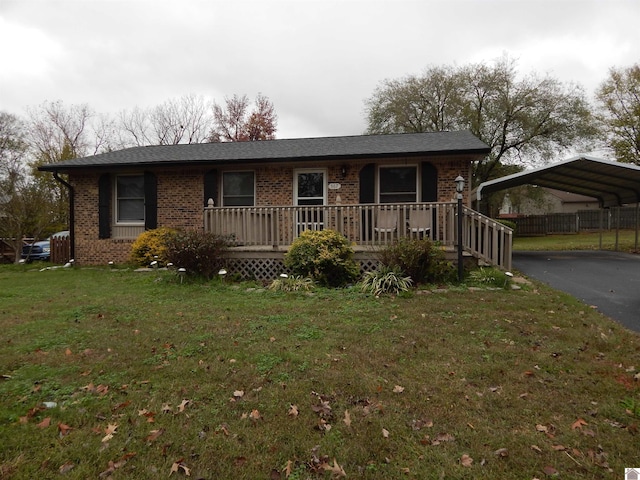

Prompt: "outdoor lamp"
[455,175,465,196]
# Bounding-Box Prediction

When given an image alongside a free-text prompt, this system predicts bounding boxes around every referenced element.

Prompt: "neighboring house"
[39,131,512,275]
[499,188,599,218]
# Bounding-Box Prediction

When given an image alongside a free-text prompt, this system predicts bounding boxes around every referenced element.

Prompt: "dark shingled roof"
[39,131,489,172]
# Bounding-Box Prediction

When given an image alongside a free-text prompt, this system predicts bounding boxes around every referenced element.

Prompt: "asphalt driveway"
[513,250,640,332]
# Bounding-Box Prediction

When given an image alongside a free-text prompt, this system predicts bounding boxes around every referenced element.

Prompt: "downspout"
[53,171,75,260]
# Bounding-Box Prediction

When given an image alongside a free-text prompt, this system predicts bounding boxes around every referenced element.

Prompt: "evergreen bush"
[284,229,359,287]
[130,227,177,266]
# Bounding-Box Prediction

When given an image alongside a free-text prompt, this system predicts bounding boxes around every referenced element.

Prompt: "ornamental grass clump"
[284,229,359,287]
[360,265,413,296]
[268,274,315,292]
[468,267,513,289]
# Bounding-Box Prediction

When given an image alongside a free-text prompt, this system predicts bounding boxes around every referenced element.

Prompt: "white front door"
[294,169,326,233]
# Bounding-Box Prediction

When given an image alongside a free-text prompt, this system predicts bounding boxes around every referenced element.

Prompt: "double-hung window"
[116,175,145,223]
[379,166,417,203]
[223,171,255,206]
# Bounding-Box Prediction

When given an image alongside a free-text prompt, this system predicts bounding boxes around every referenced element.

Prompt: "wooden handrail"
[203,202,513,270]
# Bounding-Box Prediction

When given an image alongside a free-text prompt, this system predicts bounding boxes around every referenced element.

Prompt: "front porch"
[204,201,512,280]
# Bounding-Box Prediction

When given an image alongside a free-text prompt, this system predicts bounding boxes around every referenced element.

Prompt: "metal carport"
[473,155,640,249]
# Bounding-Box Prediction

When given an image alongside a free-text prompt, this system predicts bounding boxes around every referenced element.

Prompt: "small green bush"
[130,227,177,266]
[377,237,454,284]
[164,230,231,280]
[284,229,359,287]
[360,266,413,296]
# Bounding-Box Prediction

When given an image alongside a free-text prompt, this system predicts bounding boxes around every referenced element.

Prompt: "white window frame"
[377,165,418,203]
[222,171,256,207]
[114,174,145,225]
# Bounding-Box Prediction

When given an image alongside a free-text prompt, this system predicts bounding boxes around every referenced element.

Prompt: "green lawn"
[1,266,639,479]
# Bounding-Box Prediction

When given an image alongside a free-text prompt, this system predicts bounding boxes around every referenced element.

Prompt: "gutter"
[53,171,75,261]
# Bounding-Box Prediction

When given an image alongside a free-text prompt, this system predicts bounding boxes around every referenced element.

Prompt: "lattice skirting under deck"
[222,250,380,282]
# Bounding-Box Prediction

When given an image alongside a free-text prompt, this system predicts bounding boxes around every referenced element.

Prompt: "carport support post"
[635,202,640,252]
[455,176,465,282]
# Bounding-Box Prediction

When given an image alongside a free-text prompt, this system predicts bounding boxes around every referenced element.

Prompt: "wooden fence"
[510,206,640,236]
[51,234,71,264]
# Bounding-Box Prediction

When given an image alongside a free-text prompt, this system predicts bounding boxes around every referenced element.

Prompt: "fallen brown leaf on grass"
[571,418,587,430]
[36,417,51,429]
[169,458,191,476]
[343,410,351,427]
[494,448,508,457]
[145,428,165,443]
[177,399,190,413]
[95,384,109,396]
[101,423,118,443]
[112,400,131,411]
[138,409,156,422]
[59,462,74,474]
[460,454,473,467]
[250,409,262,421]
[323,458,346,477]
[98,452,136,478]
[58,422,72,438]
[233,390,244,401]
[288,404,299,417]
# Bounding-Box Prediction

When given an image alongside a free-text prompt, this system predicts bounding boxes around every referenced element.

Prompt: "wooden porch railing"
[204,201,513,270]
[462,206,513,271]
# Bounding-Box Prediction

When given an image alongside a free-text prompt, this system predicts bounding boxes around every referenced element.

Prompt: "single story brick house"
[40,131,512,276]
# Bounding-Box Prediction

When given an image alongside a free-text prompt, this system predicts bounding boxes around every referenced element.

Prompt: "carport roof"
[474,155,640,208]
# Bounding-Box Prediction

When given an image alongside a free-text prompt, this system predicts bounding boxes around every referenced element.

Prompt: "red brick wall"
[69,155,474,264]
[71,169,205,265]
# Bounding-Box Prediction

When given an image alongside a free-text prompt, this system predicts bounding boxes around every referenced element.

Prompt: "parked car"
[21,240,51,262]
[20,231,69,262]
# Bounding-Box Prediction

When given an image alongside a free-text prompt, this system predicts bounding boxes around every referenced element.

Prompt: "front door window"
[295,170,326,233]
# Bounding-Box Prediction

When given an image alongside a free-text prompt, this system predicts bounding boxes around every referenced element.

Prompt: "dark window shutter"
[144,171,157,230]
[204,169,218,206]
[421,162,438,202]
[359,163,375,204]
[359,163,376,240]
[98,173,111,239]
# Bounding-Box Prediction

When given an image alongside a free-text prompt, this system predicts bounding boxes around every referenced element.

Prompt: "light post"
[455,175,465,282]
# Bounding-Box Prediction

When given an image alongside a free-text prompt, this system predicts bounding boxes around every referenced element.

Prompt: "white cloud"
[0,0,638,138]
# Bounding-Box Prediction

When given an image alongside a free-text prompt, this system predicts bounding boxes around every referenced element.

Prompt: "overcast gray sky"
[1,0,638,139]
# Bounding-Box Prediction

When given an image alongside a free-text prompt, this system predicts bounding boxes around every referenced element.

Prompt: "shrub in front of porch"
[130,227,177,266]
[377,237,455,285]
[163,230,231,280]
[285,230,359,287]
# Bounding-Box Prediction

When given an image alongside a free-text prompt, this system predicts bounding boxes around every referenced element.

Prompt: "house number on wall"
[328,183,341,190]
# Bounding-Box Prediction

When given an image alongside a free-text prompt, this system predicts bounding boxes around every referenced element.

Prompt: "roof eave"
[39,147,490,173]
